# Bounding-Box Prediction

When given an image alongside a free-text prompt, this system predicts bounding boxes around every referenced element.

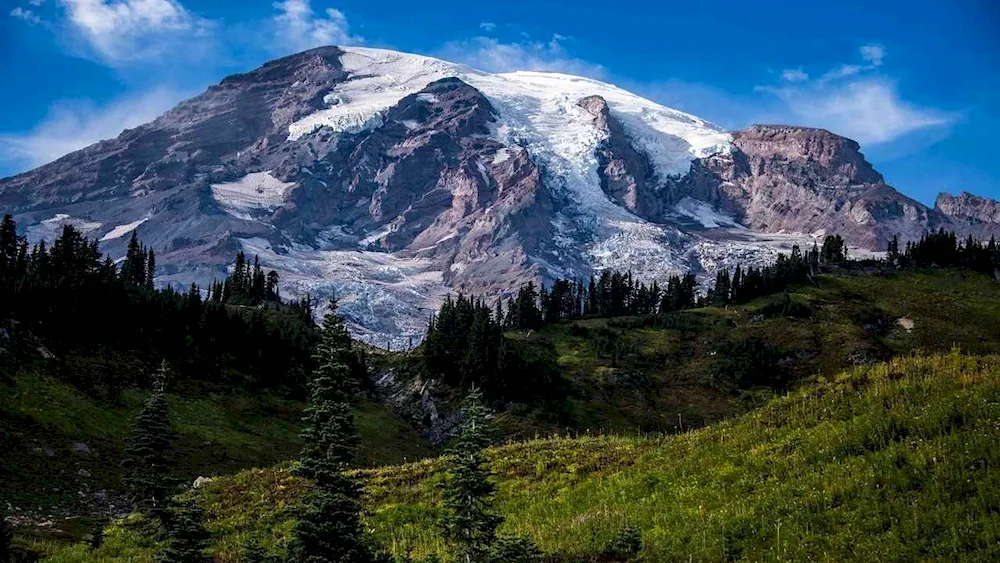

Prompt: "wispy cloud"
[270,0,362,55]
[57,0,212,65]
[760,44,954,145]
[479,22,496,32]
[0,87,188,169]
[859,44,885,65]
[437,34,605,78]
[10,7,42,25]
[780,68,809,83]
[767,78,955,145]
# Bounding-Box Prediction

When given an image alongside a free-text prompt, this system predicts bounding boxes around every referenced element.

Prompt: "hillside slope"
[380,268,1000,440]
[35,352,1000,562]
[0,370,434,533]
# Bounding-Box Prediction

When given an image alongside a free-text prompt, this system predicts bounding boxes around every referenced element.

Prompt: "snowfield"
[674,197,744,229]
[26,214,102,243]
[211,171,296,219]
[99,217,149,242]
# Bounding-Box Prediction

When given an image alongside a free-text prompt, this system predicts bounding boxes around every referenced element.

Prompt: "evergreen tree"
[887,235,900,266]
[440,388,503,562]
[241,539,279,563]
[290,300,375,563]
[122,363,173,517]
[159,499,210,563]
[146,249,156,290]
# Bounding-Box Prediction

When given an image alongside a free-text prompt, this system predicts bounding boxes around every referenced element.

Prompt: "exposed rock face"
[936,192,1000,226]
[675,125,944,250]
[578,95,660,217]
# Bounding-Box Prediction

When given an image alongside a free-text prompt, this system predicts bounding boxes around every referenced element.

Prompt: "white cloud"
[860,43,885,66]
[757,45,954,145]
[10,7,42,25]
[479,22,496,32]
[59,0,211,64]
[270,0,362,55]
[780,68,809,82]
[437,35,605,78]
[0,87,187,169]
[761,79,955,146]
[29,0,46,5]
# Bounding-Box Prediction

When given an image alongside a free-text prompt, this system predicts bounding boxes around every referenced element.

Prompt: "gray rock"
[70,443,92,458]
[193,476,213,488]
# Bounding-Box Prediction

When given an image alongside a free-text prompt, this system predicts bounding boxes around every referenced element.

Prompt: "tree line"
[421,235,850,399]
[887,229,1000,273]
[0,214,318,399]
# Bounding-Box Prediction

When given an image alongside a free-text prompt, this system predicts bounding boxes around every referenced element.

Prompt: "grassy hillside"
[486,268,1000,437]
[0,369,434,535]
[34,351,1000,561]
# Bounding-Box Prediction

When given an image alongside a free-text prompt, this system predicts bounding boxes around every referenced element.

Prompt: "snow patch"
[26,214,102,243]
[416,93,439,103]
[674,197,744,229]
[100,217,149,242]
[211,171,296,218]
[492,147,512,164]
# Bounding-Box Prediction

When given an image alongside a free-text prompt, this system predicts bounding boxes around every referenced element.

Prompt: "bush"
[488,534,543,562]
[602,525,642,561]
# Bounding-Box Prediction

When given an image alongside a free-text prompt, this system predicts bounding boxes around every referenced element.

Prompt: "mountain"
[2,46,998,344]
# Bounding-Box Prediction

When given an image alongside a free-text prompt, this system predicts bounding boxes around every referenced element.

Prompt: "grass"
[0,368,433,539]
[38,351,1000,561]
[492,268,1000,438]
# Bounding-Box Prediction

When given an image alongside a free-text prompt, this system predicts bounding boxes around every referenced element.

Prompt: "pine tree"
[146,249,156,290]
[159,499,210,563]
[440,388,502,562]
[290,299,375,563]
[122,363,173,517]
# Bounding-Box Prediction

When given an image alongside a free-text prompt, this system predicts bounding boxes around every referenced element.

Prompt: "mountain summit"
[2,46,997,343]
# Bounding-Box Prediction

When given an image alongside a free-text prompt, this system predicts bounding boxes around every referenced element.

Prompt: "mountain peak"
[3,46,998,345]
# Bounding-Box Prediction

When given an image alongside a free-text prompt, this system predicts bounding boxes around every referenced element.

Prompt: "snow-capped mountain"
[2,46,997,345]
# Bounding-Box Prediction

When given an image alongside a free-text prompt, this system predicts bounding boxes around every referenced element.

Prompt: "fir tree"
[241,539,279,563]
[159,499,210,563]
[146,249,156,290]
[122,363,173,517]
[290,299,375,563]
[440,388,503,563]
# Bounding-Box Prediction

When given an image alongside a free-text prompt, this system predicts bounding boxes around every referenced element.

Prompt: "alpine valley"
[3,46,998,345]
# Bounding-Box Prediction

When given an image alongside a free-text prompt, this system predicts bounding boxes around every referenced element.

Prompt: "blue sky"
[1,0,997,205]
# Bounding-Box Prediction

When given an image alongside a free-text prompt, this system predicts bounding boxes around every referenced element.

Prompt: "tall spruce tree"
[290,299,375,563]
[159,499,210,563]
[440,388,503,563]
[122,362,173,517]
